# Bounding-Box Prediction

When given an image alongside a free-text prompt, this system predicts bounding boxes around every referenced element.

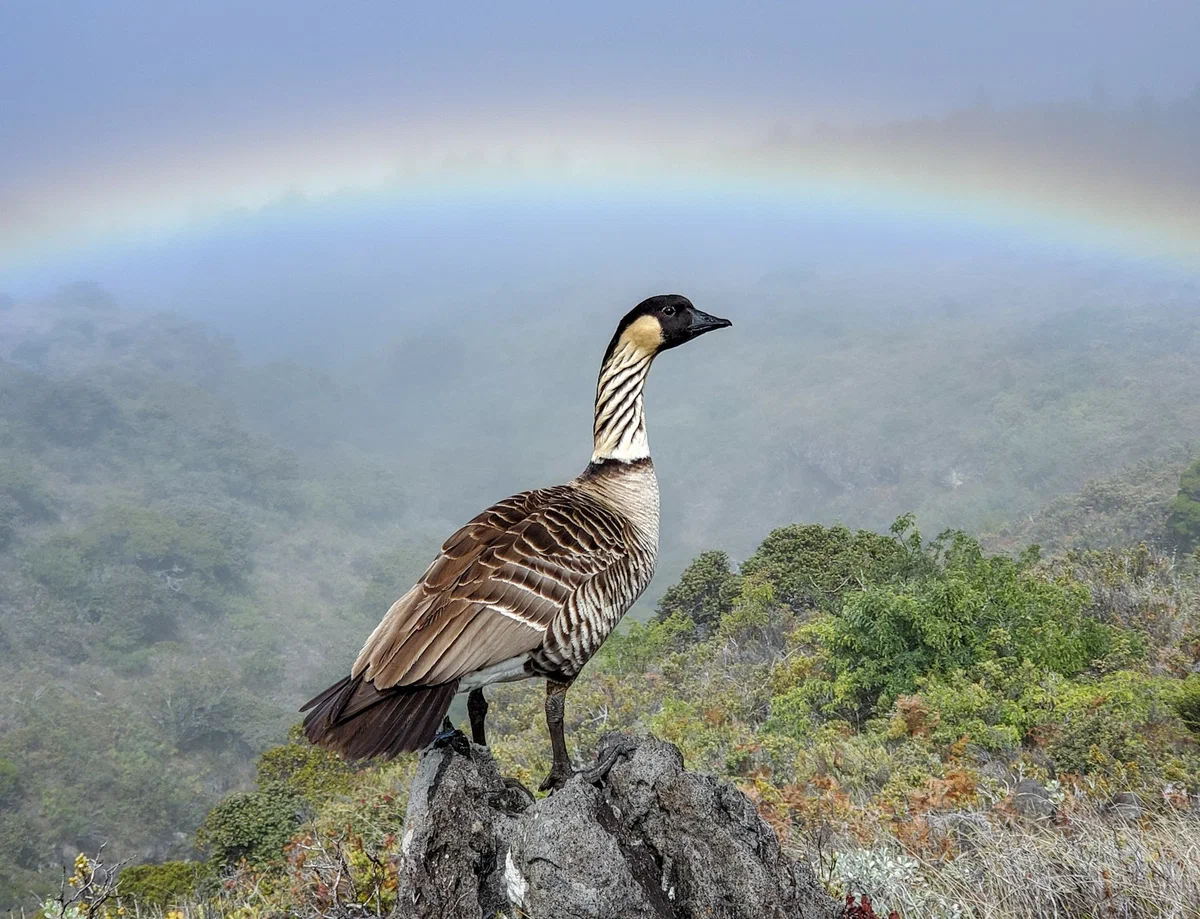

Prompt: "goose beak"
[688,309,732,337]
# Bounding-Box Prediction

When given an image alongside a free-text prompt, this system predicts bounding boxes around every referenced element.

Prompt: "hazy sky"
[2,1,1199,348]
[4,1,1199,179]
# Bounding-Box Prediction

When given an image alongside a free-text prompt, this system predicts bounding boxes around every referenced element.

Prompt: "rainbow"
[3,114,1199,276]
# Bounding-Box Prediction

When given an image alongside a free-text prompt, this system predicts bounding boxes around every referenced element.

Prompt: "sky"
[5,1,1200,154]
[2,1,1199,351]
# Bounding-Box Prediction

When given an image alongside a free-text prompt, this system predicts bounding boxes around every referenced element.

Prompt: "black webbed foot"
[538,739,635,793]
[432,718,471,756]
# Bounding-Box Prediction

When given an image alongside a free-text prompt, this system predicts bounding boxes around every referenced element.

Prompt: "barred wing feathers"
[302,485,632,757]
[356,485,630,687]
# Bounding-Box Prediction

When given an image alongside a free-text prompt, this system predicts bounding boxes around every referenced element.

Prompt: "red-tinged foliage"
[843,893,900,919]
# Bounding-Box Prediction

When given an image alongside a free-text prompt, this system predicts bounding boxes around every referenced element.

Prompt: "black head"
[603,294,732,364]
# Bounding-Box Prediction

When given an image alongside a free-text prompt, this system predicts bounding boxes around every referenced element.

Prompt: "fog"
[2,0,1199,645]
[2,3,1200,906]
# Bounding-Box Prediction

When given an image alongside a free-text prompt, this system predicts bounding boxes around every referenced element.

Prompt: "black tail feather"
[301,674,458,759]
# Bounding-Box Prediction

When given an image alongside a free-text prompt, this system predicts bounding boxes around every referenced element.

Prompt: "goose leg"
[540,679,574,791]
[539,679,631,792]
[467,687,489,746]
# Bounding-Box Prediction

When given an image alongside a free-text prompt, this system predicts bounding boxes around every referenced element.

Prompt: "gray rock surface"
[1106,791,1145,820]
[925,811,995,852]
[392,731,838,919]
[1009,778,1056,819]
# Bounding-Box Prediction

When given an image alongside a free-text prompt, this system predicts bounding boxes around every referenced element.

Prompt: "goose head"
[603,294,731,364]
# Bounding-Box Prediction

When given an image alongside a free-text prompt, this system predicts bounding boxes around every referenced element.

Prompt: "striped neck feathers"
[591,316,661,463]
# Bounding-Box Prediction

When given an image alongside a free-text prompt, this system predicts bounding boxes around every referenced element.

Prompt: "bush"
[0,460,54,551]
[739,519,919,612]
[1056,545,1189,653]
[909,666,1027,752]
[0,758,20,806]
[0,497,18,552]
[254,728,357,803]
[1166,456,1200,552]
[1035,670,1200,785]
[655,550,740,634]
[154,665,283,752]
[196,785,299,868]
[118,861,207,909]
[597,613,695,675]
[31,378,121,445]
[821,533,1110,713]
[1169,673,1200,735]
[0,693,207,896]
[24,499,257,660]
[25,536,91,597]
[0,813,38,870]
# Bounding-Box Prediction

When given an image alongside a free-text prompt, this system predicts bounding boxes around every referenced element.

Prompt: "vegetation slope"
[3,276,1200,914]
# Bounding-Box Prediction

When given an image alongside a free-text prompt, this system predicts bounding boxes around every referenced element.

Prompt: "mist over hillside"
[3,74,1200,911]
[5,245,1200,587]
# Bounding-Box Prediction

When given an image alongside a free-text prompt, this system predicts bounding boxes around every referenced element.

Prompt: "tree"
[738,520,918,613]
[1166,456,1200,553]
[655,550,739,635]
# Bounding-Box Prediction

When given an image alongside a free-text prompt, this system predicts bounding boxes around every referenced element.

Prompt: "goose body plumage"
[302,295,729,781]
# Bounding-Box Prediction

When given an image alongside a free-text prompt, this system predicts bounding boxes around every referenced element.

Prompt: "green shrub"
[0,813,38,870]
[24,499,256,660]
[25,536,90,597]
[1036,669,1200,785]
[1169,673,1200,734]
[655,550,740,634]
[0,497,17,551]
[1166,456,1200,552]
[118,861,207,909]
[912,666,1026,751]
[196,785,299,868]
[30,378,121,445]
[739,518,919,612]
[91,502,247,591]
[0,758,21,806]
[821,532,1110,713]
[597,613,695,675]
[254,729,357,803]
[154,665,284,752]
[762,684,818,741]
[0,461,54,550]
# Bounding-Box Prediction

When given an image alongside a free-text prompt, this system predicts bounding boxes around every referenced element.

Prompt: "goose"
[302,294,731,789]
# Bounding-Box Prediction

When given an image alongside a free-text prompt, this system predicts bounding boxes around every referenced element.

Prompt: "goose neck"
[591,341,653,463]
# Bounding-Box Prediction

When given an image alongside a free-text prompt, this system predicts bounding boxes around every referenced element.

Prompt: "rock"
[925,811,995,852]
[393,731,838,919]
[1106,791,1144,820]
[394,730,533,919]
[1009,779,1055,819]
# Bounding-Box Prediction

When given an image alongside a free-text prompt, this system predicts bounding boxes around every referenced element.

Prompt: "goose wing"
[352,484,630,688]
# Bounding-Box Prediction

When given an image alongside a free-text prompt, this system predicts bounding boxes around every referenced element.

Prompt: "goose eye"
[662,305,676,316]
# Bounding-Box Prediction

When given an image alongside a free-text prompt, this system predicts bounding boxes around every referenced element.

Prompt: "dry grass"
[825,806,1200,919]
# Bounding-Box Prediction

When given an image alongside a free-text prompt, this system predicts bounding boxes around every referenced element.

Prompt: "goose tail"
[301,673,458,759]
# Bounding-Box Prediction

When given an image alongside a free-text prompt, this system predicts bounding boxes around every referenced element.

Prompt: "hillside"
[0,296,442,903]
[87,514,1200,918]
[3,281,1200,910]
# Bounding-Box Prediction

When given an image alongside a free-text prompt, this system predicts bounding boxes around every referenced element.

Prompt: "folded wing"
[355,485,630,687]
